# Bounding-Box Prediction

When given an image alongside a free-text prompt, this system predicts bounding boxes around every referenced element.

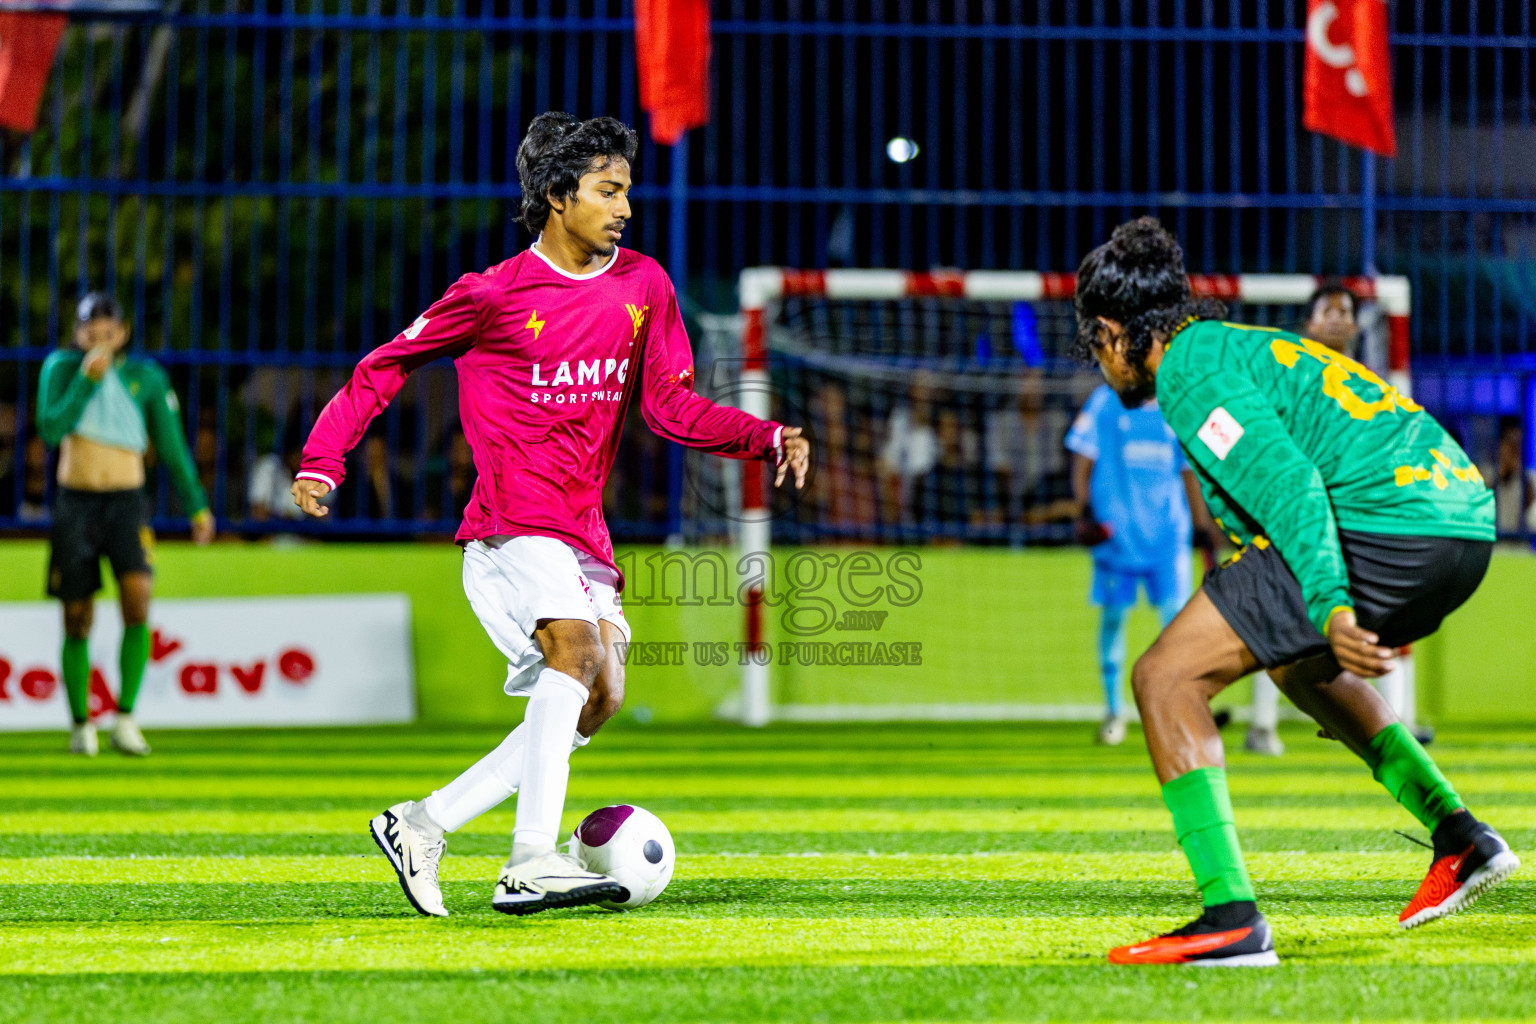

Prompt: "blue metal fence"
[1,1,1532,537]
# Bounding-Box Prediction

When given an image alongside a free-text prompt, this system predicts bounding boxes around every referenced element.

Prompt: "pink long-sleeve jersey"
[299,245,782,582]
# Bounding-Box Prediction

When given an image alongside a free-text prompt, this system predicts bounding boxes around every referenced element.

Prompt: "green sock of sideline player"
[1366,723,1465,830]
[61,637,90,724]
[118,623,150,714]
[1163,767,1255,906]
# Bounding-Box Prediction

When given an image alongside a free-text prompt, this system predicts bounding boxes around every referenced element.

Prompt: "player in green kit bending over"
[1071,219,1517,967]
[37,293,215,756]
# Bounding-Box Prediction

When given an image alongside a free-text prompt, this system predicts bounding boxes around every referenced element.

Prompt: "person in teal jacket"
[36,293,215,757]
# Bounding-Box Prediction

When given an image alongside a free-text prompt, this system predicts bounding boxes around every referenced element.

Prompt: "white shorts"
[462,534,631,696]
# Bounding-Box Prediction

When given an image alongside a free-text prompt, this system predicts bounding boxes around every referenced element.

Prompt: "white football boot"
[110,715,152,756]
[492,850,624,916]
[369,802,448,917]
[68,723,98,757]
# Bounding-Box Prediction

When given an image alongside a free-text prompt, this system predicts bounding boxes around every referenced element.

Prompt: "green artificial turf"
[0,723,1532,1023]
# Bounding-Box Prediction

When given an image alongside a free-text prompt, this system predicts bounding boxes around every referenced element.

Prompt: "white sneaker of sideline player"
[1376,647,1431,742]
[1245,672,1285,756]
[68,722,97,757]
[109,714,151,757]
[370,802,448,917]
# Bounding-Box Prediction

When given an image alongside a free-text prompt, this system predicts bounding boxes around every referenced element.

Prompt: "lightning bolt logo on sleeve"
[525,311,546,340]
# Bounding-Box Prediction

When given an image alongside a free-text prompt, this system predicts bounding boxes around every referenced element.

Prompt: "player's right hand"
[1326,608,1396,678]
[774,426,810,490]
[81,344,114,381]
[291,478,331,518]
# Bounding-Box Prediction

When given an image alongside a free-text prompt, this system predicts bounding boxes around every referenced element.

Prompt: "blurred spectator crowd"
[0,360,1532,542]
[798,369,1086,541]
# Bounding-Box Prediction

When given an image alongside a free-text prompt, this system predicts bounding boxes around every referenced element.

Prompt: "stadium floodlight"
[885,137,921,163]
[726,267,1412,727]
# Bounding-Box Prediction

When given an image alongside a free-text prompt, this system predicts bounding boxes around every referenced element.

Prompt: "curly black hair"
[1070,216,1226,366]
[515,112,639,236]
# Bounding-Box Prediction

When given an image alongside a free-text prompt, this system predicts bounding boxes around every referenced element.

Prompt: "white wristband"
[295,471,337,490]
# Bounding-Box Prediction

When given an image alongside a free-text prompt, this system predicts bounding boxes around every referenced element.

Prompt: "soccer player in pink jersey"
[291,113,809,917]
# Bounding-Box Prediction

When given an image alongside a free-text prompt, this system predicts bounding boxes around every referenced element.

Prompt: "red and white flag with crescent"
[1303,0,1397,157]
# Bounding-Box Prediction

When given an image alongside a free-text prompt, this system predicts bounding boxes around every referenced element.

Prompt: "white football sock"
[510,667,588,864]
[422,725,527,833]
[421,722,594,834]
[1250,672,1281,731]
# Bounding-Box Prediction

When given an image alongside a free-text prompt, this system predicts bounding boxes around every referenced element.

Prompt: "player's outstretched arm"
[637,277,789,467]
[296,277,481,501]
[1163,365,1352,639]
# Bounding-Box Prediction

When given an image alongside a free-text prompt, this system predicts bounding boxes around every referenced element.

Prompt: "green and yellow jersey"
[37,349,209,516]
[1155,318,1494,636]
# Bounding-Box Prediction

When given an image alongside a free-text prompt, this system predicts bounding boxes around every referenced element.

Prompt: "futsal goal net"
[703,269,1410,726]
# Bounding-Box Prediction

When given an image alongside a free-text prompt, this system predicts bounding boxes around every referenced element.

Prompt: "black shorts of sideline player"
[47,487,154,602]
[1202,529,1492,670]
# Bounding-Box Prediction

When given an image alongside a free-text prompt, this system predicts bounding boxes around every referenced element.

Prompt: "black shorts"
[47,487,155,601]
[1202,528,1492,669]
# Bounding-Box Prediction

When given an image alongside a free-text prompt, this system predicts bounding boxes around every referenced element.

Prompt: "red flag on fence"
[0,12,67,132]
[1303,0,1396,156]
[634,0,710,145]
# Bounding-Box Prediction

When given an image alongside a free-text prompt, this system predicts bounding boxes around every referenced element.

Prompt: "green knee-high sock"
[1163,766,1256,906]
[62,637,90,724]
[1364,723,1465,831]
[119,623,149,715]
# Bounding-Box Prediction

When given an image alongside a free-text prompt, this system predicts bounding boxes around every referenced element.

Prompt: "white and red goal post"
[731,268,1412,726]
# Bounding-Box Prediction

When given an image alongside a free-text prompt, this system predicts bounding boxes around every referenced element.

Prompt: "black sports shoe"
[1109,901,1279,966]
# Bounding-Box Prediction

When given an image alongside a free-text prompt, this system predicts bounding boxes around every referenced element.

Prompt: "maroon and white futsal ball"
[568,804,675,910]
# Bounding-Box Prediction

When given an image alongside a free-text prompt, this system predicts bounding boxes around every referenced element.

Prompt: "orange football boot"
[1400,813,1519,929]
[1110,903,1278,967]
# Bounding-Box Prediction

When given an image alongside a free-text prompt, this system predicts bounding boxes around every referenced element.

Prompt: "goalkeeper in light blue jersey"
[1066,384,1215,745]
